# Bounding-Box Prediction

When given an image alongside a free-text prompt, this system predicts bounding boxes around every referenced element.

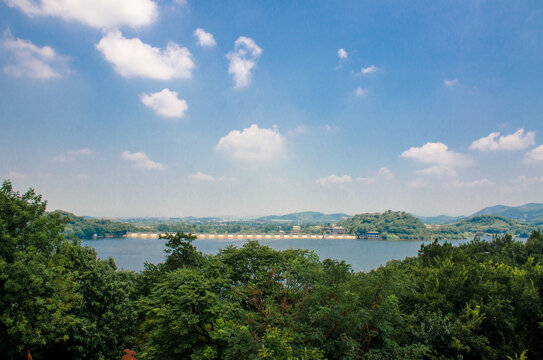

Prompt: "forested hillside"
[437,215,537,238]
[3,181,543,359]
[339,210,432,240]
[472,203,543,225]
[340,211,539,240]
[56,211,145,238]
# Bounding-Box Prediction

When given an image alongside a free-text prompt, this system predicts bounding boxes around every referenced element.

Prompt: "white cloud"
[525,145,543,162]
[96,30,194,80]
[354,87,367,97]
[189,172,236,182]
[54,147,93,162]
[360,65,378,75]
[226,36,262,88]
[193,28,216,47]
[337,48,347,59]
[216,124,285,161]
[454,178,493,188]
[353,167,393,184]
[317,174,352,186]
[190,171,214,182]
[470,129,536,151]
[355,176,376,184]
[5,0,157,29]
[377,167,393,180]
[2,32,69,79]
[287,125,308,137]
[515,175,543,186]
[444,79,458,87]
[415,166,457,178]
[121,151,166,170]
[140,88,188,118]
[400,142,473,168]
[408,175,492,189]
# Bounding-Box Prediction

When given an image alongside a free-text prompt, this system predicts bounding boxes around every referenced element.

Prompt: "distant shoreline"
[124,232,358,240]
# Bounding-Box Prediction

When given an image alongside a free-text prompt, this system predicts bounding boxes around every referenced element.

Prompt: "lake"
[82,237,472,272]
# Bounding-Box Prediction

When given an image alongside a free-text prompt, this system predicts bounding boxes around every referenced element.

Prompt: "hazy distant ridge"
[471,203,543,225]
[414,214,465,225]
[256,211,351,224]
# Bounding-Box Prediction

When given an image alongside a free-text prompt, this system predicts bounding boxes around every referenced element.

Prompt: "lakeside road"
[124,232,358,240]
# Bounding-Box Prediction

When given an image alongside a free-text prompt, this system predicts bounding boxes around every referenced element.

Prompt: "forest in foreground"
[2,180,543,360]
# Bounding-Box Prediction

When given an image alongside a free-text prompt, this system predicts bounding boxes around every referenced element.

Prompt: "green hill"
[436,215,538,238]
[257,211,351,224]
[53,211,146,239]
[472,203,543,225]
[339,210,429,240]
[340,211,540,240]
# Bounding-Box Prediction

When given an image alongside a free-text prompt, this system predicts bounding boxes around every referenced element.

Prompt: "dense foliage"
[339,210,430,240]
[3,181,543,359]
[1,182,138,359]
[256,211,351,224]
[58,211,145,239]
[436,215,537,238]
[340,211,539,240]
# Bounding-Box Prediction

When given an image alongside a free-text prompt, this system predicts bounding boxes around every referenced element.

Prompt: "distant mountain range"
[471,203,543,224]
[414,203,543,225]
[256,211,351,224]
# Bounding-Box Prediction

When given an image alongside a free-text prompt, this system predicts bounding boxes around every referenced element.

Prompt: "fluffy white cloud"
[337,48,347,59]
[377,167,393,180]
[354,87,367,96]
[360,65,378,75]
[470,129,536,151]
[189,172,236,182]
[2,32,69,79]
[317,174,352,186]
[216,124,285,161]
[140,88,188,118]
[121,151,166,170]
[54,147,93,162]
[96,30,194,80]
[444,79,458,87]
[5,0,157,29]
[226,36,262,88]
[193,28,216,47]
[401,142,473,168]
[525,145,543,162]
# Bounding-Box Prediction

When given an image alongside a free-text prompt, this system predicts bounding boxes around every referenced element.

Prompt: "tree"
[0,181,138,359]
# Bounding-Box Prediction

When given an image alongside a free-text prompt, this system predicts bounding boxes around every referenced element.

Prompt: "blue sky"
[1,0,543,217]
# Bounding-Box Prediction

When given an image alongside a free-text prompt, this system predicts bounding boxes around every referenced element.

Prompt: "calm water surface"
[82,237,471,272]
